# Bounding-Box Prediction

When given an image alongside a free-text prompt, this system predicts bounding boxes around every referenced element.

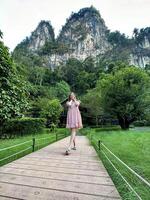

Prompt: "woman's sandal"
[65,150,70,155]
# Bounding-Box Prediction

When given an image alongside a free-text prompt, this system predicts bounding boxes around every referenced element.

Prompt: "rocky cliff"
[28,21,55,51]
[57,7,111,58]
[130,28,150,67]
[13,6,150,68]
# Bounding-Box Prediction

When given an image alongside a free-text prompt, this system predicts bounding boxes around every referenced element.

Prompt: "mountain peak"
[28,20,55,51]
[14,20,55,53]
[57,6,110,58]
[33,20,54,37]
[68,6,101,22]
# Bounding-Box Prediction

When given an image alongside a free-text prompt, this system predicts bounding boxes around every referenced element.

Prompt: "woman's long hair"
[68,92,76,101]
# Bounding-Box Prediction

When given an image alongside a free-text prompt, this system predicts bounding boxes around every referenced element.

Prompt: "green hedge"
[94,126,121,132]
[133,120,150,127]
[0,118,46,138]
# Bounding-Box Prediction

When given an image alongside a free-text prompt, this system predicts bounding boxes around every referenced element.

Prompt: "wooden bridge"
[0,136,121,200]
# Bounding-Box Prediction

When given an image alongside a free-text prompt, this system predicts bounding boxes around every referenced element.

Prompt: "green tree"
[0,32,28,125]
[96,66,150,129]
[76,71,96,94]
[106,61,128,74]
[28,66,46,86]
[133,27,150,44]
[37,98,63,126]
[82,88,103,126]
[0,30,3,38]
[54,81,70,101]
[63,57,99,94]
[145,64,150,76]
[107,31,130,47]
[82,57,95,73]
[63,58,82,90]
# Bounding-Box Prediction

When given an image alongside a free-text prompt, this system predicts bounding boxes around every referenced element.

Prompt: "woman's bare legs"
[73,128,77,149]
[73,138,75,147]
[66,128,76,151]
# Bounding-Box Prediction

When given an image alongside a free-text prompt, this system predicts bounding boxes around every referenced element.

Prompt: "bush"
[80,128,91,135]
[133,120,150,127]
[39,98,63,127]
[94,126,121,132]
[0,118,46,138]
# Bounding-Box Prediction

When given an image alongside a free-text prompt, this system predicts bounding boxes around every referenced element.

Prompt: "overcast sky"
[0,0,150,51]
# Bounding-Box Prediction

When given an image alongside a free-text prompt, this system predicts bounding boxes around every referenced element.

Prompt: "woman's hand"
[74,99,81,106]
[72,96,76,101]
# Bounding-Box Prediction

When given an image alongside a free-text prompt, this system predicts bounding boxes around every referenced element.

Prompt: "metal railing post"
[98,140,101,151]
[32,138,35,152]
[56,132,58,141]
[91,134,93,141]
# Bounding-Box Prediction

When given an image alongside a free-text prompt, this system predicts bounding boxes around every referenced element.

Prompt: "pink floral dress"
[66,100,83,129]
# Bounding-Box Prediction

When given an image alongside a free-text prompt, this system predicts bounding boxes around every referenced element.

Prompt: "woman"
[65,92,83,155]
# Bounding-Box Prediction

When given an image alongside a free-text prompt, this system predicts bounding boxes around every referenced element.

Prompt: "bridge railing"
[90,134,150,200]
[0,131,69,166]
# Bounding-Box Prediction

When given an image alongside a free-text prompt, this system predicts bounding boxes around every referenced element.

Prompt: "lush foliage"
[0,118,46,138]
[81,88,103,125]
[0,34,28,125]
[133,27,150,44]
[82,65,150,129]
[54,80,71,101]
[62,57,100,94]
[36,98,63,126]
[107,31,132,47]
[97,66,150,129]
[41,41,70,55]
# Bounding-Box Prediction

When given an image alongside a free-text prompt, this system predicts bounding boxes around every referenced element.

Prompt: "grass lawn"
[82,127,150,200]
[0,128,69,166]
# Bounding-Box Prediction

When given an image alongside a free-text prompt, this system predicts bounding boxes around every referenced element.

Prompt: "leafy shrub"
[133,120,150,127]
[39,98,63,126]
[0,118,46,138]
[79,128,91,135]
[94,126,121,132]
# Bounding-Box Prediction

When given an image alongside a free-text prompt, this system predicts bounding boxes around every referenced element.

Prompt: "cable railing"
[90,135,150,200]
[0,131,69,166]
[0,140,32,152]
[0,146,32,163]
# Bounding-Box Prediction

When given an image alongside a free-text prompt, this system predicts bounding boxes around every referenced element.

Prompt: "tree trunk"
[117,116,130,130]
[95,116,98,127]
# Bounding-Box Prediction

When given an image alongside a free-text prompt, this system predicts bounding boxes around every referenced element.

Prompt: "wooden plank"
[0,182,120,200]
[0,167,114,185]
[5,163,109,177]
[0,173,120,198]
[11,159,105,171]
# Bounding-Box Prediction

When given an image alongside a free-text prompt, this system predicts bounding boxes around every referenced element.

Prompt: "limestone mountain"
[13,6,150,69]
[28,20,55,51]
[14,20,54,52]
[12,20,55,67]
[57,7,111,59]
